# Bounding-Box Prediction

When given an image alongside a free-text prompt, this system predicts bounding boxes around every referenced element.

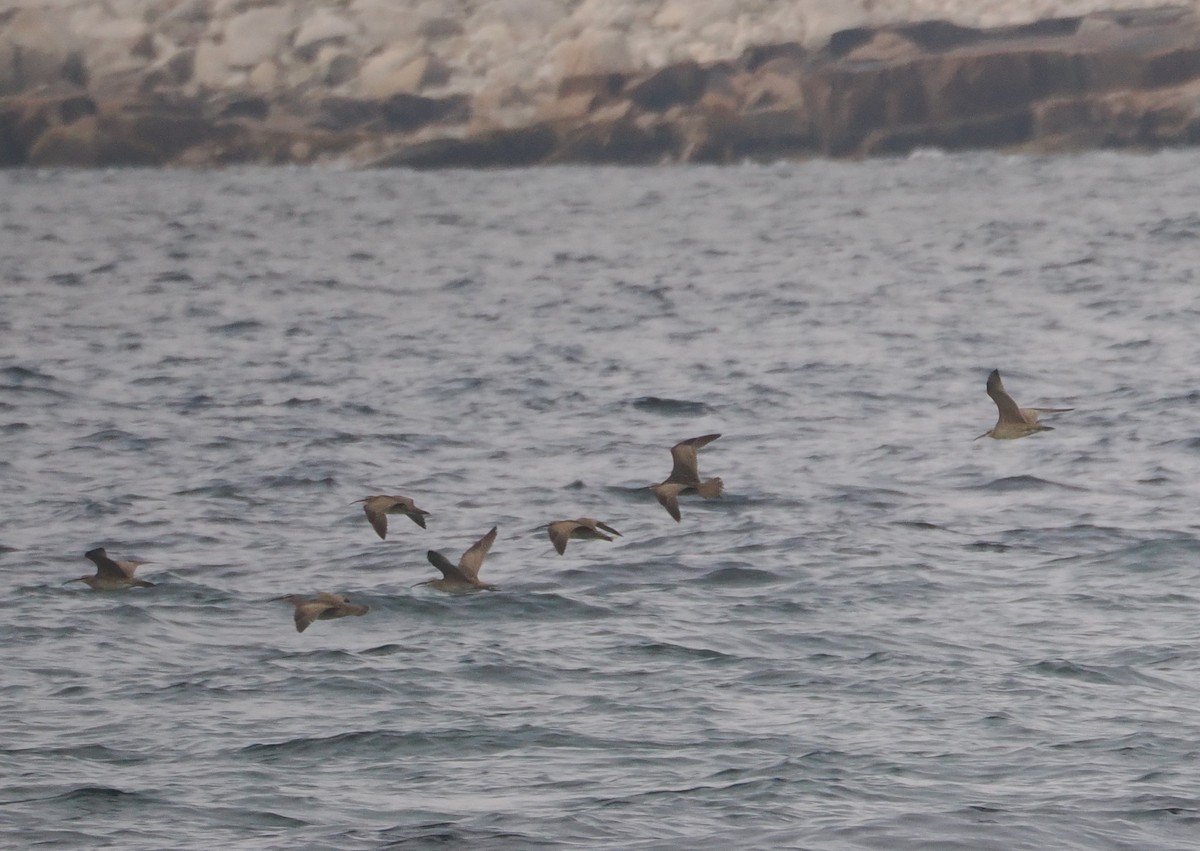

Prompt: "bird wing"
[404,506,429,529]
[985,370,1026,425]
[363,503,389,539]
[85,549,128,580]
[547,521,577,555]
[427,549,472,583]
[666,434,720,484]
[458,527,498,580]
[594,520,622,537]
[653,483,684,522]
[115,560,147,578]
[293,601,327,633]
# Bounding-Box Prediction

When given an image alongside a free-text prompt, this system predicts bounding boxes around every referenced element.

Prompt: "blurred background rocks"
[0,0,1195,167]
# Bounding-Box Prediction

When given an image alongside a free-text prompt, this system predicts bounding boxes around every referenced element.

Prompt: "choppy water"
[2,152,1200,849]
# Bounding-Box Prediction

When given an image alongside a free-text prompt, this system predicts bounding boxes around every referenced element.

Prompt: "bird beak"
[62,577,83,585]
[973,432,989,441]
[410,580,433,588]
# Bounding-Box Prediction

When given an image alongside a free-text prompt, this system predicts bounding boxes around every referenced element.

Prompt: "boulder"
[222,7,293,69]
[378,92,469,132]
[316,96,378,131]
[358,46,426,98]
[369,123,558,168]
[314,46,360,87]
[627,60,706,111]
[293,9,358,60]
[862,109,1035,156]
[553,30,634,77]
[27,117,101,166]
[1,9,86,92]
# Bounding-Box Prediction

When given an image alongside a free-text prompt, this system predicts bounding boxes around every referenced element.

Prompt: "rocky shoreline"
[3,2,1200,168]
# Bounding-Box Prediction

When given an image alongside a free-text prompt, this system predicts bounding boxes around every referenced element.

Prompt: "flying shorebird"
[278,592,369,633]
[419,526,498,592]
[355,494,430,539]
[65,547,155,591]
[546,518,622,555]
[976,369,1074,440]
[650,433,725,521]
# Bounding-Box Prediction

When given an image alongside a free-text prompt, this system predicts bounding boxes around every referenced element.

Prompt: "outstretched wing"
[547,521,576,555]
[985,370,1025,425]
[427,550,473,583]
[594,520,622,538]
[293,601,326,633]
[458,527,498,580]
[85,548,128,580]
[653,483,685,522]
[363,504,388,539]
[666,434,720,485]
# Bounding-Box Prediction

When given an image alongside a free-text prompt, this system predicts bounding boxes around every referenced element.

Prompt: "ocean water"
[2,151,1200,850]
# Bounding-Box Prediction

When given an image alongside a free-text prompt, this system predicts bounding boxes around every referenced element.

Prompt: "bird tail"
[697,477,724,499]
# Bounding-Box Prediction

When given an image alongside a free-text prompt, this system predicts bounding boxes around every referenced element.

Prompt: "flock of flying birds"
[65,369,1071,633]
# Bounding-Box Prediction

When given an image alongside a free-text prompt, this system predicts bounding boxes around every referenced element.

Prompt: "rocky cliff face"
[1,0,1197,167]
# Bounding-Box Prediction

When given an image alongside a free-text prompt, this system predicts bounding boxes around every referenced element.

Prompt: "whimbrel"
[546,518,622,555]
[420,526,498,592]
[64,548,155,591]
[977,369,1073,440]
[355,495,430,539]
[278,592,369,633]
[650,433,724,521]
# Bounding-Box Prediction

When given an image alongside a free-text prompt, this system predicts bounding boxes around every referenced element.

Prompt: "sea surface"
[2,151,1200,850]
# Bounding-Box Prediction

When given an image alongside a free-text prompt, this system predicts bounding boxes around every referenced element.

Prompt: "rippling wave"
[3,153,1200,849]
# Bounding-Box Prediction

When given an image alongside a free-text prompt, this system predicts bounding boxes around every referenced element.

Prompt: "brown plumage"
[279,592,369,633]
[356,494,430,539]
[977,369,1073,440]
[547,518,622,555]
[421,527,498,592]
[649,433,725,521]
[65,548,155,591]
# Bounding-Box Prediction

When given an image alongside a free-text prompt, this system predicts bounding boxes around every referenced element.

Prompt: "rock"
[419,16,463,41]
[553,30,634,77]
[369,123,558,168]
[27,117,101,166]
[314,46,360,87]
[844,31,922,63]
[688,106,817,163]
[219,95,269,120]
[740,42,806,72]
[470,0,564,32]
[378,92,468,132]
[552,109,678,164]
[293,9,357,59]
[862,109,1035,156]
[317,96,377,130]
[222,6,293,69]
[0,98,55,165]
[8,1,1200,167]
[358,46,425,98]
[742,68,803,110]
[191,39,229,89]
[248,61,278,92]
[627,61,707,111]
[1,9,86,92]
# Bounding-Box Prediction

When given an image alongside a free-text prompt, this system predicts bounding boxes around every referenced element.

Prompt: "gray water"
[2,151,1200,850]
